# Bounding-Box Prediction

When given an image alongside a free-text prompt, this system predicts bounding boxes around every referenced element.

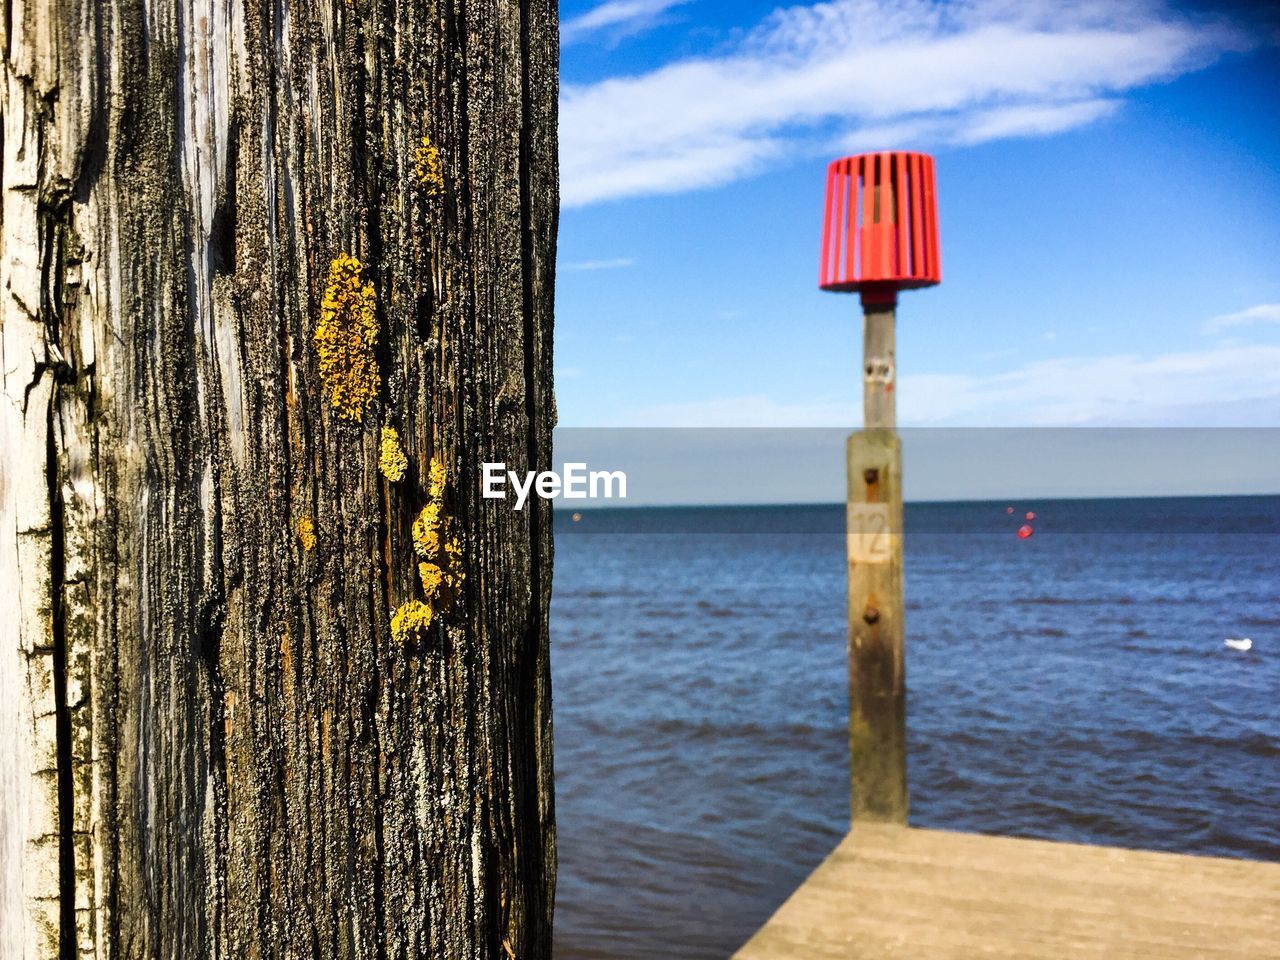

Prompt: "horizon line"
[550,490,1280,511]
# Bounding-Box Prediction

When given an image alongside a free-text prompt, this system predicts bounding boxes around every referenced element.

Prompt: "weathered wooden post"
[820,152,941,823]
[1,2,559,956]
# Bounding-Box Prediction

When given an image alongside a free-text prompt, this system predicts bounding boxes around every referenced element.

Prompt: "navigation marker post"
[819,152,941,823]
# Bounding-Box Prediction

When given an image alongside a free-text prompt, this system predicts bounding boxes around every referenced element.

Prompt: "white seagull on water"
[1223,638,1253,652]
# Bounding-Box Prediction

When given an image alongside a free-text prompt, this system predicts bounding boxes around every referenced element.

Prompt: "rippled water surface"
[550,497,1280,959]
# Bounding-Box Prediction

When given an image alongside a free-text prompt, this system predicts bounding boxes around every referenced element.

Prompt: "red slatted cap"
[820,151,940,305]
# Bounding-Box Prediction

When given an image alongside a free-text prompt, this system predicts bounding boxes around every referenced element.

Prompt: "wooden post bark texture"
[0,1,558,958]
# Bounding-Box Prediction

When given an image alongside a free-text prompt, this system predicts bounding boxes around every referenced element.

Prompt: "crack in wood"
[48,389,77,960]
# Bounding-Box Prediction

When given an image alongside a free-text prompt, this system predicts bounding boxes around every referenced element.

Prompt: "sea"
[548,495,1280,959]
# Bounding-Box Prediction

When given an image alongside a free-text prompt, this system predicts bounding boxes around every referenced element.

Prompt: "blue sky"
[552,0,1280,428]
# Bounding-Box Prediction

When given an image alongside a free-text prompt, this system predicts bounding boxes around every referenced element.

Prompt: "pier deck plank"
[733,825,1280,959]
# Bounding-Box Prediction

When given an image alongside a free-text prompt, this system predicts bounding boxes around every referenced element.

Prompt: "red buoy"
[1017,524,1033,539]
[1025,511,1036,521]
[1006,506,1015,515]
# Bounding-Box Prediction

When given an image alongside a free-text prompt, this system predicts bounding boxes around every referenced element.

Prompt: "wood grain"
[734,825,1280,959]
[1,1,559,957]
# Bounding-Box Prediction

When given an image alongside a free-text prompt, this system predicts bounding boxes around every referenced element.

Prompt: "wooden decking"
[733,824,1280,959]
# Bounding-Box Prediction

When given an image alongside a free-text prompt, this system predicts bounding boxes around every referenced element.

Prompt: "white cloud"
[561,256,637,271]
[832,98,1122,151]
[611,393,856,427]
[600,344,1280,426]
[953,99,1121,144]
[904,344,1280,425]
[1204,303,1280,334]
[561,0,1250,206]
[562,0,693,45]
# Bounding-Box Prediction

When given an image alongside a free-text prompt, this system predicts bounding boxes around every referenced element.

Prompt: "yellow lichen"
[393,457,465,644]
[414,136,444,195]
[412,501,442,558]
[314,253,379,421]
[443,537,466,588]
[391,600,434,645]
[297,516,316,551]
[379,426,408,482]
[428,457,447,498]
[418,562,444,595]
